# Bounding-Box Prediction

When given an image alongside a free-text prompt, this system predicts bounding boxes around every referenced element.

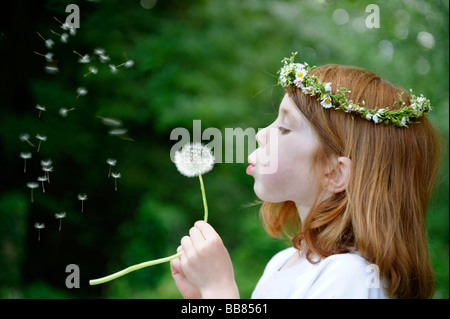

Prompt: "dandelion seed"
[73,50,90,63]
[84,66,98,77]
[42,166,53,184]
[109,64,118,74]
[98,116,122,127]
[55,212,66,231]
[78,193,87,213]
[37,176,48,193]
[59,107,75,117]
[35,104,46,118]
[111,172,121,191]
[94,48,105,55]
[27,182,39,203]
[34,222,45,241]
[20,152,32,173]
[20,133,36,147]
[108,128,127,136]
[45,65,59,74]
[99,54,110,63]
[69,28,76,36]
[33,51,54,62]
[106,158,117,177]
[36,134,47,152]
[50,29,69,43]
[36,32,54,49]
[76,87,88,98]
[124,60,134,68]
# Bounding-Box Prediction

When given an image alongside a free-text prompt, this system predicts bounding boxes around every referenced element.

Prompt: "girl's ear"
[323,156,352,193]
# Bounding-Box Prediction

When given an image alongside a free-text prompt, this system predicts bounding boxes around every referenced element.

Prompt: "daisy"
[55,212,66,231]
[27,182,39,203]
[20,152,32,173]
[34,222,45,241]
[78,193,87,213]
[320,96,333,109]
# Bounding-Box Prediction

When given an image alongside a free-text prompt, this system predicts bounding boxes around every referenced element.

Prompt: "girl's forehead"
[279,94,304,123]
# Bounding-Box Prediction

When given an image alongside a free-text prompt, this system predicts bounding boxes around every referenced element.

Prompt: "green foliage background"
[0,0,448,299]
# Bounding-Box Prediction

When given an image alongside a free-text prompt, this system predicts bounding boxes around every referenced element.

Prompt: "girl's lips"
[246,164,256,175]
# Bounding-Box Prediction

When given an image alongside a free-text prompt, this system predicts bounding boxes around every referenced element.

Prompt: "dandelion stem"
[37,141,42,152]
[50,29,61,37]
[198,174,208,223]
[89,252,182,286]
[38,229,40,241]
[31,189,34,203]
[36,31,46,41]
[81,201,84,213]
[59,219,62,231]
[73,50,83,58]
[23,159,27,173]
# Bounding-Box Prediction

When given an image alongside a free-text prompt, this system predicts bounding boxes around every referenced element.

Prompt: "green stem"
[88,174,209,286]
[89,252,182,286]
[198,173,208,223]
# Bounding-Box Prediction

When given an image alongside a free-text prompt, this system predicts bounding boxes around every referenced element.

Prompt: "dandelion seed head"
[76,87,88,96]
[42,166,53,173]
[79,54,90,63]
[101,118,122,127]
[100,55,110,63]
[20,133,30,141]
[36,134,47,141]
[109,128,127,135]
[34,222,45,229]
[78,193,88,201]
[40,159,52,167]
[37,176,48,182]
[61,33,69,43]
[27,182,39,189]
[20,152,32,159]
[45,65,59,74]
[174,143,215,177]
[45,39,54,49]
[35,104,46,111]
[94,48,105,55]
[89,66,98,74]
[109,64,118,73]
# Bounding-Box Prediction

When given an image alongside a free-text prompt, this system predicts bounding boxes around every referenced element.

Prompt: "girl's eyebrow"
[280,107,295,123]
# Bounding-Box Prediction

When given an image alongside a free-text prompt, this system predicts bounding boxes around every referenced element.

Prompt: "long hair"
[260,64,440,298]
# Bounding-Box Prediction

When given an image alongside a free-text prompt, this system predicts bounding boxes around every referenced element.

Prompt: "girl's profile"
[170,53,440,299]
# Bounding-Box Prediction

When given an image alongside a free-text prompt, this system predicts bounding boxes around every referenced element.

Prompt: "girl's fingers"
[189,226,205,243]
[194,220,219,241]
[180,235,193,258]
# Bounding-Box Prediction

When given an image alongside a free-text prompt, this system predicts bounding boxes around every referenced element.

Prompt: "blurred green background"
[0,0,448,299]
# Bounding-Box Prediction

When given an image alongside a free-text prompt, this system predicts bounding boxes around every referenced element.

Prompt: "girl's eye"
[278,126,291,135]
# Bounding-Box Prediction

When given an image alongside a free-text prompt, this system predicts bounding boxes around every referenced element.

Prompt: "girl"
[170,53,440,299]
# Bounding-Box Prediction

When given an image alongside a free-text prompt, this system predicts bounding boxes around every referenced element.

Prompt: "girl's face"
[248,94,322,215]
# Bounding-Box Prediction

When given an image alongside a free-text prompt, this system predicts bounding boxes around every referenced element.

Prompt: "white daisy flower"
[324,82,332,93]
[320,96,333,109]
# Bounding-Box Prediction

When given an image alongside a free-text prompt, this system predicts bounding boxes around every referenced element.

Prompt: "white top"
[251,247,390,299]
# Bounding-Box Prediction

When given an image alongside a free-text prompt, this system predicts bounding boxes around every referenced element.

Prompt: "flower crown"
[278,52,432,127]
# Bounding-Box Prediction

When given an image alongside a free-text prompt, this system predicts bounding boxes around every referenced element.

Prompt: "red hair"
[260,64,441,298]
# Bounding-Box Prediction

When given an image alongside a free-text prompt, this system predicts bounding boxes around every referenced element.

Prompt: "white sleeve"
[299,253,388,299]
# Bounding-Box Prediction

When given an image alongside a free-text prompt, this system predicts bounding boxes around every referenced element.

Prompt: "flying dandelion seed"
[111,172,121,191]
[98,116,122,127]
[124,60,134,68]
[99,54,110,63]
[76,87,88,98]
[19,133,36,147]
[94,48,105,55]
[36,134,47,152]
[20,152,32,173]
[59,107,75,117]
[73,50,90,63]
[37,176,48,193]
[109,64,118,74]
[34,222,45,241]
[27,182,39,203]
[37,31,54,49]
[42,166,53,184]
[78,193,87,213]
[35,104,46,118]
[84,66,98,77]
[33,51,54,62]
[106,158,117,177]
[55,212,66,231]
[44,65,59,75]
[50,29,69,43]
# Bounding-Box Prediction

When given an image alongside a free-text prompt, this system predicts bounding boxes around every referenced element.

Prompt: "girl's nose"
[256,127,268,146]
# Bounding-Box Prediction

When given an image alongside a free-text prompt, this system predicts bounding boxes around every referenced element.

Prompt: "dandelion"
[42,166,53,184]
[94,48,105,55]
[55,212,66,231]
[106,158,117,177]
[34,222,45,241]
[50,29,69,43]
[78,193,87,213]
[59,107,75,117]
[76,87,88,99]
[99,54,110,63]
[124,60,134,68]
[35,104,46,118]
[111,172,121,191]
[36,134,47,152]
[44,65,59,75]
[174,143,214,222]
[89,143,215,286]
[19,133,36,147]
[27,182,39,203]
[20,152,32,173]
[109,64,118,74]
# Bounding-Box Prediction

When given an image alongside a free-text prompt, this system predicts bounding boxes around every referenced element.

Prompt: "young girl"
[170,53,440,299]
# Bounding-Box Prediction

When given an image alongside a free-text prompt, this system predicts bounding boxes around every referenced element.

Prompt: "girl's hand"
[178,220,239,299]
[170,246,202,299]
